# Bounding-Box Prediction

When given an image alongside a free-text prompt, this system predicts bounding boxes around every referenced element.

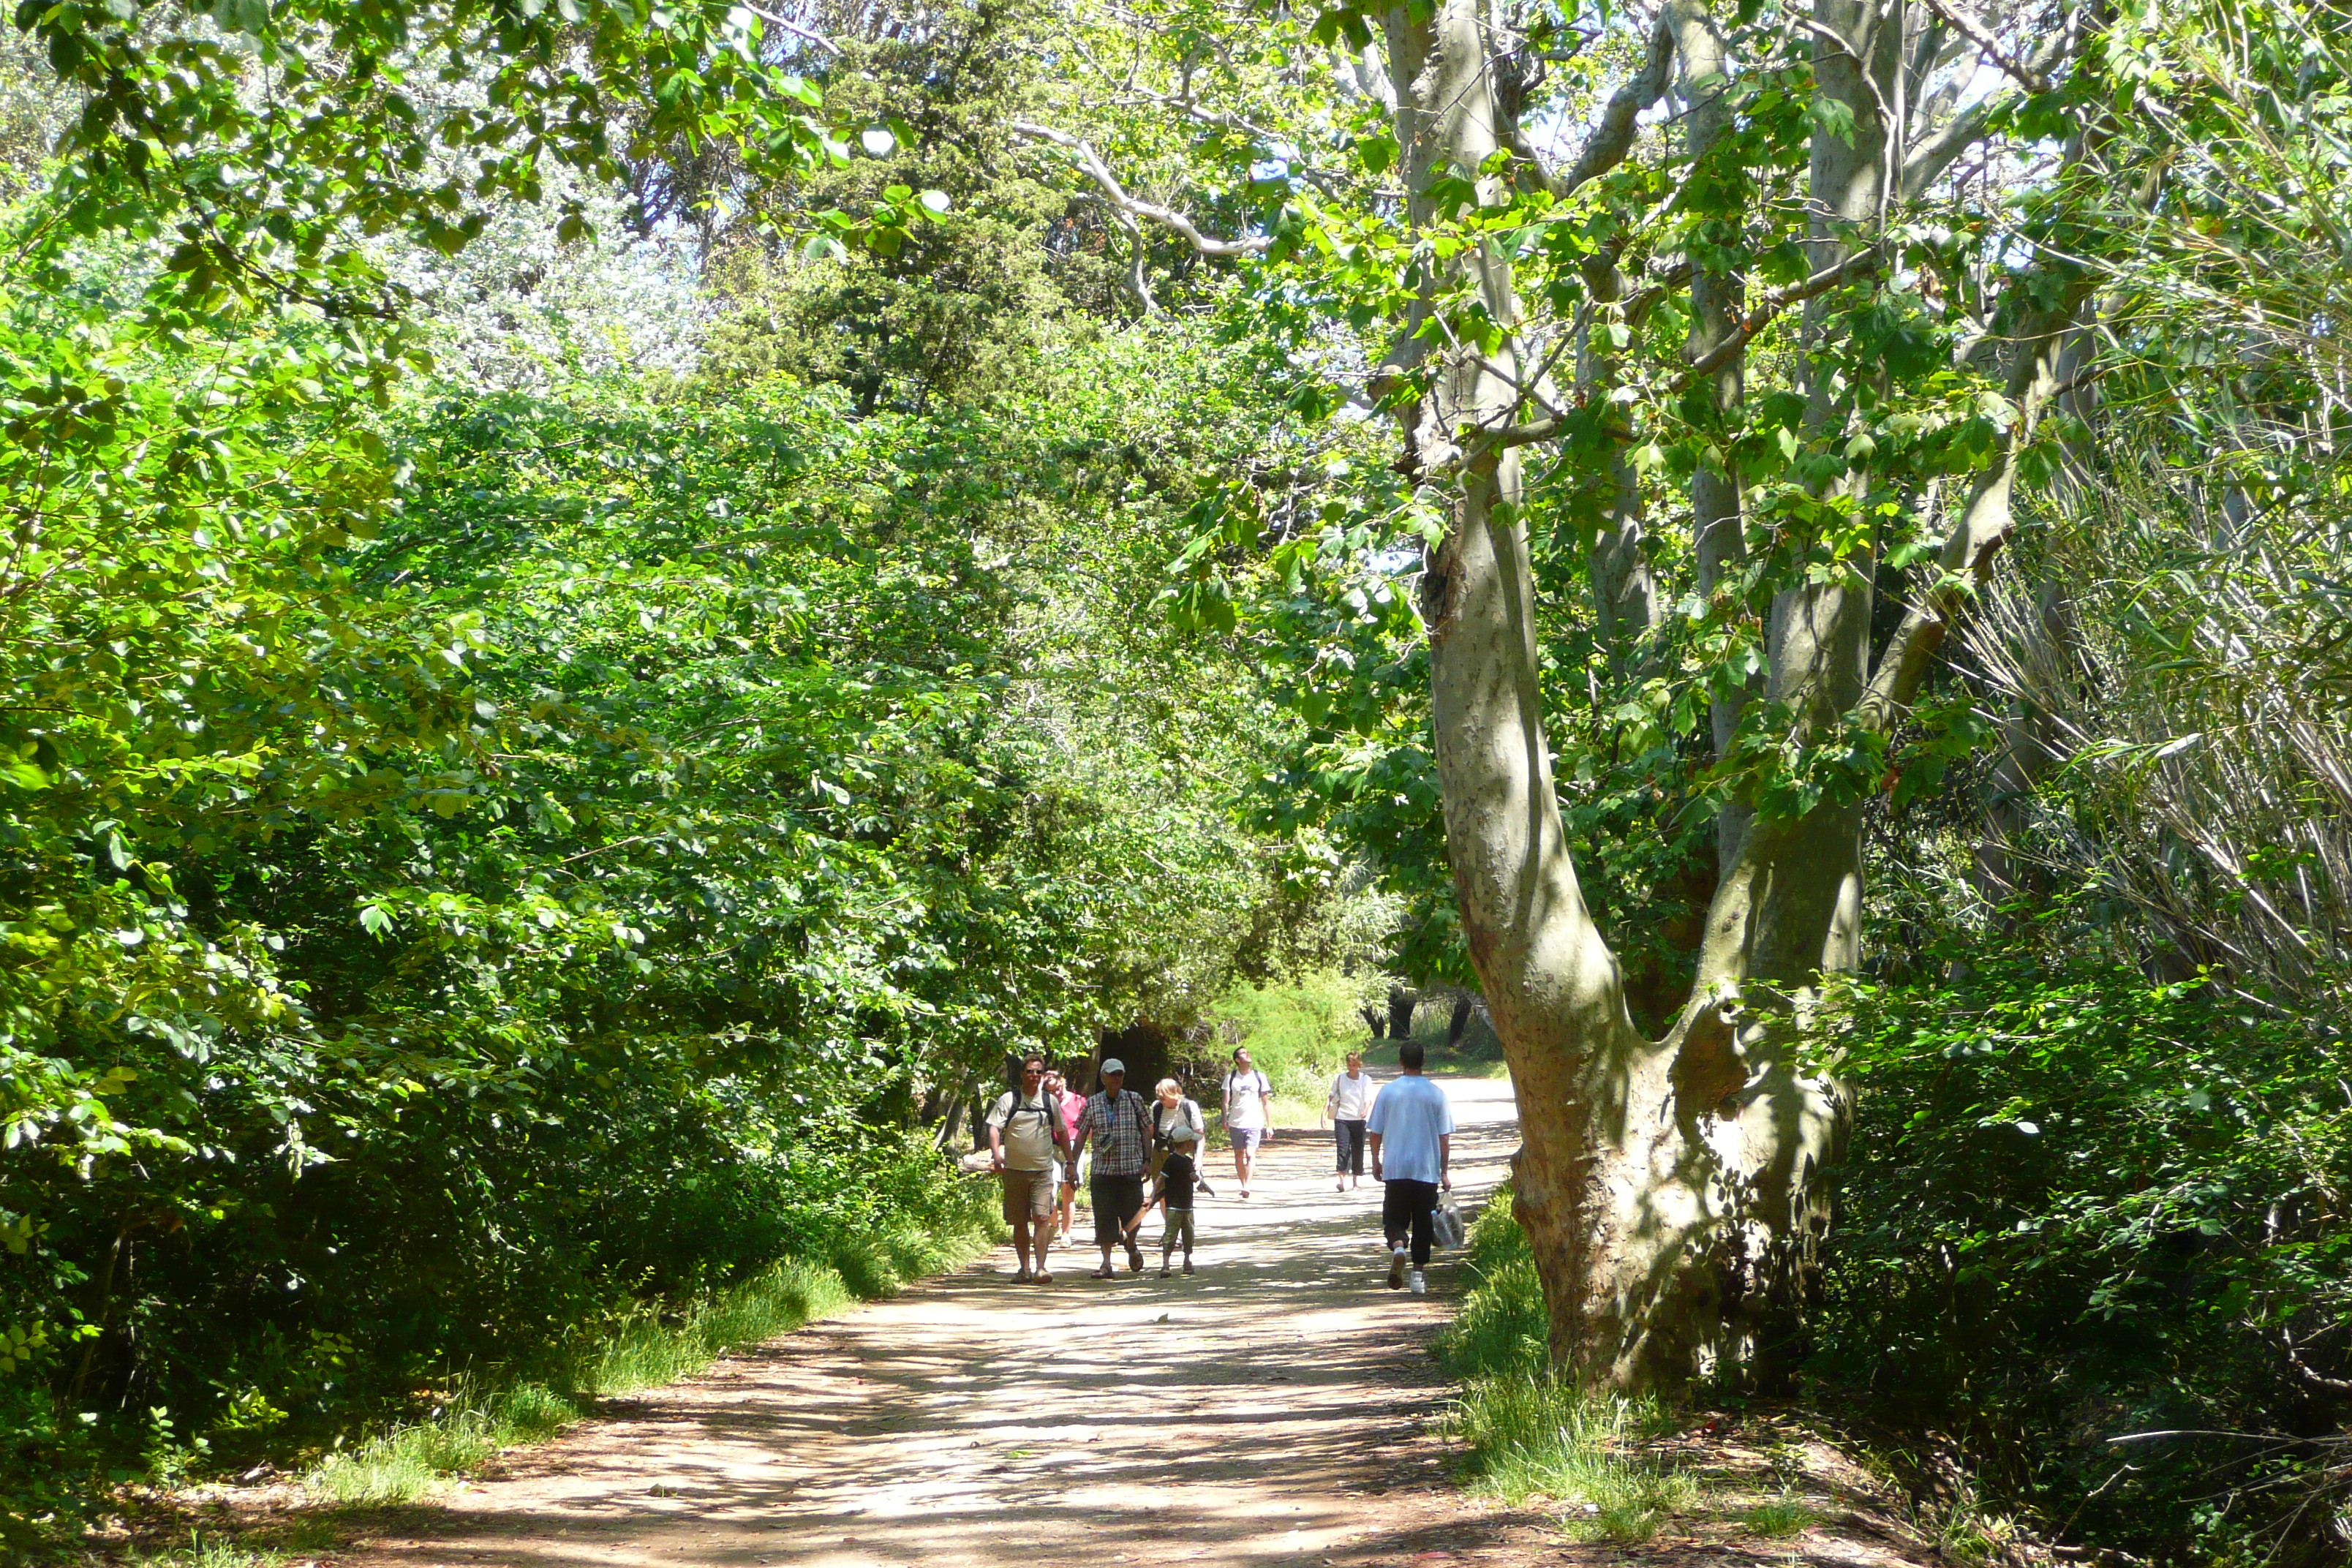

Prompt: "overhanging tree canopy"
[1016,0,2141,1387]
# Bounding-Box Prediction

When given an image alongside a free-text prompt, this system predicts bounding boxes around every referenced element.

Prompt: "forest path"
[341,1074,1553,1568]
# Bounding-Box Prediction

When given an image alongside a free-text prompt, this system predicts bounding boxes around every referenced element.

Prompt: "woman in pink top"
[1043,1069,1086,1242]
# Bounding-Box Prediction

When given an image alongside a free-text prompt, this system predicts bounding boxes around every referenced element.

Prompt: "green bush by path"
[0,305,1334,1552]
[1203,970,1386,1103]
[1816,940,2352,1566]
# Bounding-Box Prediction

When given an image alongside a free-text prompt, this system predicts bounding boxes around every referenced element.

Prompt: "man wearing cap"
[1074,1058,1155,1278]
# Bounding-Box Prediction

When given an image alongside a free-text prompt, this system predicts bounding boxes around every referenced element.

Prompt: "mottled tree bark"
[1372,0,2095,1387]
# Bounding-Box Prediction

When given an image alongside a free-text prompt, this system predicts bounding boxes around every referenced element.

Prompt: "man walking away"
[1368,1040,1453,1294]
[1223,1047,1274,1199]
[1076,1058,1153,1278]
[1327,1049,1373,1193]
[987,1054,1071,1284]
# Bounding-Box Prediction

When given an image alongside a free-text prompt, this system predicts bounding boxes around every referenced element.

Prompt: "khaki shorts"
[1000,1167,1055,1224]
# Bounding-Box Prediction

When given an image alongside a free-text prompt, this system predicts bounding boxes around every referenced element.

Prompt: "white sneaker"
[1387,1245,1407,1290]
[1408,1270,1427,1295]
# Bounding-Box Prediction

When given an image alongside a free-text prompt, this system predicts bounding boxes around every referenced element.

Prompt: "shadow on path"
[342,1074,1533,1568]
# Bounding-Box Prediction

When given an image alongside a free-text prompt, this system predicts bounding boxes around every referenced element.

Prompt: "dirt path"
[342,1074,1546,1568]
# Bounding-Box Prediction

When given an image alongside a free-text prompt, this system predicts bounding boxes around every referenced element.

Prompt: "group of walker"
[985,1039,1455,1294]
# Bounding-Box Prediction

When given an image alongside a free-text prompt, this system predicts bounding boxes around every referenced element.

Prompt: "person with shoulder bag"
[1074,1059,1156,1278]
[1326,1049,1374,1193]
[1138,1077,1206,1275]
[1367,1039,1455,1295]
[986,1053,1072,1284]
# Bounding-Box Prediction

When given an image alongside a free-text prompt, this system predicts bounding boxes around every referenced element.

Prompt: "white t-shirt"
[1224,1069,1272,1130]
[1154,1098,1204,1148]
[1328,1070,1374,1121]
[1368,1074,1455,1185]
[987,1091,1060,1172]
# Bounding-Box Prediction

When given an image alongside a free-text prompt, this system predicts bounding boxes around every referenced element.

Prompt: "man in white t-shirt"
[1222,1047,1274,1199]
[1368,1039,1454,1294]
[987,1054,1070,1284]
[1325,1049,1374,1193]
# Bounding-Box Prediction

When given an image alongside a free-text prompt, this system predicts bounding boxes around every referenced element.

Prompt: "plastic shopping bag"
[1432,1194,1467,1250]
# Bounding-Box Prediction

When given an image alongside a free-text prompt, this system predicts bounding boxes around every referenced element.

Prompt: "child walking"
[1147,1076,1205,1276]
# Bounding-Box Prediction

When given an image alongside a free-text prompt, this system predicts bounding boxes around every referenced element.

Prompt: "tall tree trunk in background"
[1386,984,1419,1039]
[1676,1,1754,878]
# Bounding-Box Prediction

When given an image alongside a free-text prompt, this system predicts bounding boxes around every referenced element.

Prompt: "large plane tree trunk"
[1376,0,2098,1388]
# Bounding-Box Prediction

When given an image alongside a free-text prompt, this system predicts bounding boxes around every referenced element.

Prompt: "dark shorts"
[1091,1174,1146,1246]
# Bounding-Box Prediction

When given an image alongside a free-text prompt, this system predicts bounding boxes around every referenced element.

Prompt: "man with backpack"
[1074,1058,1154,1278]
[987,1053,1072,1284]
[1222,1046,1275,1199]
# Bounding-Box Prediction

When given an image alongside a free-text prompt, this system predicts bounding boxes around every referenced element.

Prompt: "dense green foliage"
[0,4,1360,1509]
[1823,938,2351,1562]
[0,271,1336,1531]
[4,0,2351,1561]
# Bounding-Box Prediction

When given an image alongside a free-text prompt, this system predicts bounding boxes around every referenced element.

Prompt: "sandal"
[1091,1264,1115,1280]
[1014,1267,1033,1284]
[1033,1269,1053,1285]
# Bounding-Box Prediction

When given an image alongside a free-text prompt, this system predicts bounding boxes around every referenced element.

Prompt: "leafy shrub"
[1818,937,2352,1564]
[1207,970,1386,1101]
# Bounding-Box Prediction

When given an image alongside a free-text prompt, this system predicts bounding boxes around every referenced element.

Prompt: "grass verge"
[1433,1186,1707,1545]
[304,1215,992,1506]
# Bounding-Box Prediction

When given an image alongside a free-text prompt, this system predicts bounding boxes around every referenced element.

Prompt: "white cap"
[1099,1058,1127,1076]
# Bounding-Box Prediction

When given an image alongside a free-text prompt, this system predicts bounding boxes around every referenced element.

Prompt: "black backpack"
[997,1091,1068,1153]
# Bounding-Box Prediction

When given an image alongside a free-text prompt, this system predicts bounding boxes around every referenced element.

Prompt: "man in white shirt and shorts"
[1222,1047,1274,1199]
[987,1053,1069,1284]
[1368,1039,1454,1294]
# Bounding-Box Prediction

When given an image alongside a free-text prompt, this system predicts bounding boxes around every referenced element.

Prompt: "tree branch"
[1683,244,1884,385]
[1520,11,1678,198]
[1855,287,2097,732]
[1010,121,1269,258]
[1920,0,2051,94]
[738,2,838,53]
[1900,10,2084,199]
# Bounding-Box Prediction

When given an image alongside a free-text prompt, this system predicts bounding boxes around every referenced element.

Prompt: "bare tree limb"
[1900,10,2084,199]
[1010,120,1269,258]
[2281,1326,2352,1394]
[1684,245,1884,383]
[1443,244,1880,459]
[1519,11,1679,198]
[1921,0,2052,94]
[738,2,838,53]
